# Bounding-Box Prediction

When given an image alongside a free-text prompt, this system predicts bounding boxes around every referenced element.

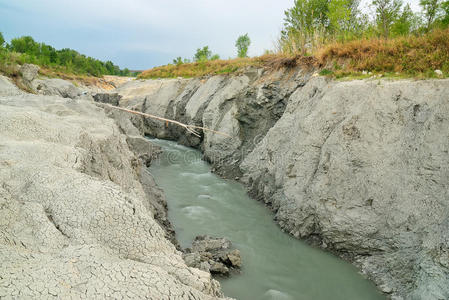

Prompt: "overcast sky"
[1,0,421,70]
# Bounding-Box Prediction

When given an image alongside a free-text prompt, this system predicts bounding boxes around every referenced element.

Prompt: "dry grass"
[317,28,449,77]
[138,57,260,79]
[138,54,320,79]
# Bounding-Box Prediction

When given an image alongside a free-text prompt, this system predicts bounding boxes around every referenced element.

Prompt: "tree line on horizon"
[0,33,136,77]
[278,0,449,53]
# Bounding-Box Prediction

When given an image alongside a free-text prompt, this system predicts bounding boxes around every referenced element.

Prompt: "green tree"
[280,0,362,52]
[210,54,220,60]
[391,4,419,35]
[280,0,330,52]
[327,0,353,40]
[105,61,115,74]
[235,34,251,57]
[10,36,39,54]
[372,0,403,38]
[194,46,212,62]
[283,0,329,34]
[441,1,449,26]
[0,32,4,48]
[57,48,74,66]
[121,68,130,76]
[173,57,183,65]
[420,0,441,30]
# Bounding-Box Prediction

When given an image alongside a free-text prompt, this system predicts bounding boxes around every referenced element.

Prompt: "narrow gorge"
[1,64,448,299]
[111,67,449,299]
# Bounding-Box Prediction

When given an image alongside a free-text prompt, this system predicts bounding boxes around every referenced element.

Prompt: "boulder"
[184,235,242,276]
[192,235,232,252]
[33,78,82,99]
[19,64,40,83]
[227,250,242,268]
[93,92,122,106]
[210,262,230,276]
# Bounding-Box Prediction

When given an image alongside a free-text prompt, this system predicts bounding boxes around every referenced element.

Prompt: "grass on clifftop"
[138,55,320,79]
[318,28,449,79]
[139,29,449,80]
[138,55,317,79]
[138,57,256,79]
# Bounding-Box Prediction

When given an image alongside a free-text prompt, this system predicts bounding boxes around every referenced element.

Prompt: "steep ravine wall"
[115,69,449,300]
[0,75,227,299]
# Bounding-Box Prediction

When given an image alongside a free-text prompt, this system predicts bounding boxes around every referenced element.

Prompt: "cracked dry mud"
[0,75,228,299]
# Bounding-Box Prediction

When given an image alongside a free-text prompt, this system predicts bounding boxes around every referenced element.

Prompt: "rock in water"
[227,249,242,268]
[192,235,232,252]
[184,235,242,276]
[210,262,230,276]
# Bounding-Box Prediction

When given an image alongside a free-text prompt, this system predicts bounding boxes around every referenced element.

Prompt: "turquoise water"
[148,139,384,300]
